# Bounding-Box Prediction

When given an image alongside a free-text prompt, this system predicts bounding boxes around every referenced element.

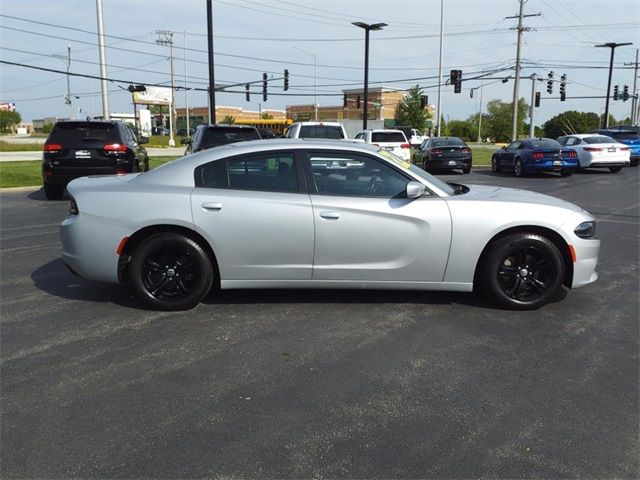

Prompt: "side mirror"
[501,145,507,150]
[139,136,149,145]
[406,181,427,199]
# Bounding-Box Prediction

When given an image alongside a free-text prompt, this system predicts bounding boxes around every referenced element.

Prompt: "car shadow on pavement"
[31,258,145,309]
[27,188,69,201]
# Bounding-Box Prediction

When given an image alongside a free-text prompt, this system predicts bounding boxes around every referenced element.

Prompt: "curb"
[0,186,40,192]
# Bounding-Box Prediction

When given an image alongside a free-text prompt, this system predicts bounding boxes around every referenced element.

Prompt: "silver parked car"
[60,139,600,311]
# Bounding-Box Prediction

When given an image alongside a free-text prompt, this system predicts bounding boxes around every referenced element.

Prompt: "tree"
[0,110,22,132]
[484,98,528,142]
[447,119,475,141]
[220,115,235,125]
[394,85,431,131]
[542,111,600,138]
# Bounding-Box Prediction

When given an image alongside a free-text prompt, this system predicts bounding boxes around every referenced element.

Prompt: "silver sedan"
[60,139,600,311]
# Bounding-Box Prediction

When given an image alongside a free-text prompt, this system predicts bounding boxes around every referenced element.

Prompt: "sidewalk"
[0,147,185,162]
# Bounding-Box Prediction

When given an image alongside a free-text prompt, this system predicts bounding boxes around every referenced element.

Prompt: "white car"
[557,134,630,173]
[284,122,347,140]
[59,139,600,311]
[354,129,411,161]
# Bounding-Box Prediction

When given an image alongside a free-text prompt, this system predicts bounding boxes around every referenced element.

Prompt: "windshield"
[377,149,456,195]
[299,125,345,139]
[432,137,465,147]
[583,136,616,144]
[529,139,561,149]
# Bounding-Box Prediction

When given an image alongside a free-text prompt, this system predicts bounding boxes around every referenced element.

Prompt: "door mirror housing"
[406,181,427,199]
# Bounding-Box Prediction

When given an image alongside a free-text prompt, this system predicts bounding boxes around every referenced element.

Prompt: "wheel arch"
[118,224,220,288]
[473,225,574,290]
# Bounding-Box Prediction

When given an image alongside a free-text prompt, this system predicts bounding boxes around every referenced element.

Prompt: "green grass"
[469,145,496,166]
[0,140,43,152]
[145,136,188,148]
[0,156,181,188]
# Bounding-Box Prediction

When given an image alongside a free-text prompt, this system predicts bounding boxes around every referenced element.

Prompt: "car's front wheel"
[514,159,525,177]
[129,232,214,310]
[480,233,565,310]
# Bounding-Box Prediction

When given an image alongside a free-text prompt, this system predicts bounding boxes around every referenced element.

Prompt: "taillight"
[69,198,79,215]
[115,168,127,175]
[569,151,577,158]
[584,147,603,152]
[43,143,62,153]
[401,143,410,149]
[532,152,544,160]
[620,147,630,151]
[461,147,471,153]
[431,148,443,154]
[104,143,128,152]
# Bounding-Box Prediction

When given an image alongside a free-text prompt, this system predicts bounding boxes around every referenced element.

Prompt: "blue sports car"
[491,138,579,177]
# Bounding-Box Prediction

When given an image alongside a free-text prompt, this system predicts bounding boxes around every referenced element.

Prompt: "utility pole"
[624,48,639,124]
[596,42,632,128]
[529,73,538,138]
[436,0,444,136]
[184,31,190,135]
[477,73,484,143]
[206,0,216,124]
[95,0,110,120]
[295,47,318,121]
[65,44,72,119]
[506,1,540,141]
[156,30,175,146]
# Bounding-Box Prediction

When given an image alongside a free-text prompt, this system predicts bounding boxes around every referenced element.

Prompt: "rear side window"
[200,127,260,148]
[298,125,345,139]
[583,136,616,144]
[228,152,297,192]
[432,137,465,147]
[371,132,407,143]
[529,139,561,149]
[48,122,121,144]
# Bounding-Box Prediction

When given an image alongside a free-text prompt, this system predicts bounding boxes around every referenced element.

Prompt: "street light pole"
[295,47,318,121]
[352,22,387,130]
[596,42,633,128]
[436,0,444,137]
[95,0,110,120]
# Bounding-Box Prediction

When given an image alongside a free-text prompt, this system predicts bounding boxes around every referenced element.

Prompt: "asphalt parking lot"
[1,168,638,479]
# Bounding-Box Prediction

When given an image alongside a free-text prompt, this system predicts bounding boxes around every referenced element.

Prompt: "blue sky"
[1,0,638,126]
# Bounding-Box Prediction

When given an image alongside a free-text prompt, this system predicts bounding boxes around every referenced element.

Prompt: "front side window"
[307,151,409,197]
[507,142,520,150]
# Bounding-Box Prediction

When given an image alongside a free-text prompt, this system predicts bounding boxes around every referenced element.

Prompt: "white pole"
[95,0,110,119]
[436,0,444,136]
[529,73,537,138]
[184,31,190,135]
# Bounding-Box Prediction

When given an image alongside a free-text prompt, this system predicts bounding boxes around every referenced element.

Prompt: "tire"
[560,169,573,177]
[514,159,525,177]
[609,166,622,173]
[480,233,565,310]
[491,156,501,173]
[462,165,472,174]
[129,232,214,311]
[44,184,64,200]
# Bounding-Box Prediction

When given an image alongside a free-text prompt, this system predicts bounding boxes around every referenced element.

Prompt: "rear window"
[201,127,260,147]
[299,125,345,139]
[432,137,465,147]
[529,139,561,149]
[606,132,640,141]
[48,122,121,143]
[371,132,407,143]
[583,136,616,144]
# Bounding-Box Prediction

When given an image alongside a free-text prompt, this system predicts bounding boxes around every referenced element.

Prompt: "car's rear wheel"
[491,156,501,173]
[514,159,525,177]
[129,232,214,311]
[609,166,622,173]
[480,233,565,310]
[44,184,64,200]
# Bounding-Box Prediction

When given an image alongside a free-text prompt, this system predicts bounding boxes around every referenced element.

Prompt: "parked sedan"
[413,137,472,173]
[60,140,599,312]
[557,134,630,173]
[491,138,578,177]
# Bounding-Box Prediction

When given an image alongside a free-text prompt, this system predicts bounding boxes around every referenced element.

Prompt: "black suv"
[42,120,149,199]
[183,124,261,154]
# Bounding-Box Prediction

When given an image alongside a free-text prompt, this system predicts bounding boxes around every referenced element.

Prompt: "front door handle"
[201,202,223,211]
[319,211,340,220]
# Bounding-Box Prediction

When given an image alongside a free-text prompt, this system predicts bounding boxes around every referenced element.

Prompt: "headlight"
[574,221,596,239]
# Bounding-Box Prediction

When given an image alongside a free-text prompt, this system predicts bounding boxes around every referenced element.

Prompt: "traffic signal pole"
[529,73,537,138]
[596,42,632,128]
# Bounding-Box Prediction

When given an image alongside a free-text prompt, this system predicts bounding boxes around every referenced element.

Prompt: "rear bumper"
[426,156,472,169]
[524,160,577,172]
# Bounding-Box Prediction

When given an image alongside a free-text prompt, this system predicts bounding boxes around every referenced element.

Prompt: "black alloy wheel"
[514,159,525,177]
[130,232,214,310]
[560,169,573,177]
[480,233,565,310]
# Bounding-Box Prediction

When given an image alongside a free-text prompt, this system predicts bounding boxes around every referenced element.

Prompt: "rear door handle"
[319,211,340,220]
[201,202,223,211]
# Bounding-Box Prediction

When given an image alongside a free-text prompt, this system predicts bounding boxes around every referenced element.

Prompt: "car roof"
[197,124,258,130]
[292,121,343,126]
[564,133,613,138]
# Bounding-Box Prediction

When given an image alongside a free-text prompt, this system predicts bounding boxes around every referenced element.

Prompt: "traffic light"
[245,83,250,102]
[450,69,462,93]
[356,95,361,108]
[623,85,629,101]
[284,69,289,91]
[560,73,567,102]
[547,71,554,94]
[613,85,619,101]
[420,95,428,108]
[127,84,146,93]
[262,73,268,101]
[535,91,541,107]
[343,93,347,108]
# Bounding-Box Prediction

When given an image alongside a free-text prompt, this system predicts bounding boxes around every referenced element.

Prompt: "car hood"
[450,184,583,212]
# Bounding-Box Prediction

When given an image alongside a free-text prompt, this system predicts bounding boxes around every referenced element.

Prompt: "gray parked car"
[60,139,600,311]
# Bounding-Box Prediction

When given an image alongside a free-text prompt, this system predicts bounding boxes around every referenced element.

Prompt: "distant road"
[0,147,185,162]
